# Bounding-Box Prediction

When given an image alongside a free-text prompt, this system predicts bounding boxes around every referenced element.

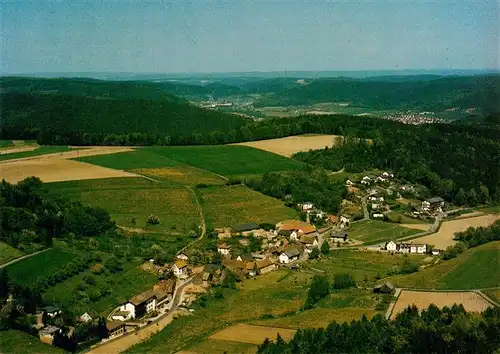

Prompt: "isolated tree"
[320,242,330,254]
[306,275,330,308]
[146,214,160,225]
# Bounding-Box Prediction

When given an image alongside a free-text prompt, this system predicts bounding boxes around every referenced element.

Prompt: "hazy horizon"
[2,1,498,74]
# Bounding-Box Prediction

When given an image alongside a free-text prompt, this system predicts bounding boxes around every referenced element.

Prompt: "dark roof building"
[284,248,301,258]
[427,197,444,204]
[373,282,395,294]
[231,222,260,233]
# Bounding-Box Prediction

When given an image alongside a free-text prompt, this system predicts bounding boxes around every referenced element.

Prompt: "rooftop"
[232,222,260,232]
[283,248,301,258]
[129,290,156,306]
[427,196,444,203]
[255,258,274,269]
[106,321,125,332]
[174,259,188,269]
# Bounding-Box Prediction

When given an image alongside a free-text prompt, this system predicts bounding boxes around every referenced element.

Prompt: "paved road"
[396,211,443,242]
[0,248,52,269]
[87,278,194,354]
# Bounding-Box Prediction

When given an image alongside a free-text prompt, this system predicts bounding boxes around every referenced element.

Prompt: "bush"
[146,214,160,225]
[333,272,356,289]
[309,247,320,259]
[320,242,330,254]
[305,275,330,308]
[400,259,419,274]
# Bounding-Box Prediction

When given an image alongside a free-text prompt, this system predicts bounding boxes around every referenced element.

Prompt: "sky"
[1,1,498,74]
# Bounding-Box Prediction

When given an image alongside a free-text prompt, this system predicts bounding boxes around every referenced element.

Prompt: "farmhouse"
[299,202,315,212]
[106,321,127,338]
[42,305,61,318]
[217,243,231,256]
[373,213,385,219]
[236,253,253,262]
[119,290,156,319]
[153,279,175,308]
[300,235,318,247]
[245,262,256,277]
[385,241,427,254]
[361,176,372,185]
[171,259,188,279]
[111,311,131,322]
[385,241,397,252]
[231,222,260,235]
[176,253,189,261]
[373,282,395,294]
[255,258,277,274]
[202,272,213,287]
[410,244,427,254]
[79,312,92,323]
[330,232,348,243]
[427,196,444,208]
[279,248,301,264]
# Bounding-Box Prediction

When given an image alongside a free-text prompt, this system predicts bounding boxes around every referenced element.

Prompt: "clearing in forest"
[232,134,342,157]
[209,324,296,344]
[390,290,493,319]
[412,214,500,249]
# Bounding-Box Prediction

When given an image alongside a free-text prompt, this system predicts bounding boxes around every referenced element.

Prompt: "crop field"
[388,241,500,289]
[390,290,493,319]
[412,214,500,249]
[0,145,73,161]
[0,330,64,353]
[43,262,158,316]
[182,339,257,354]
[46,177,200,233]
[198,185,298,228]
[232,134,341,157]
[6,248,77,285]
[306,250,424,283]
[77,149,180,170]
[209,324,296,344]
[482,289,500,304]
[133,167,226,186]
[144,145,304,177]
[0,242,24,265]
[347,220,420,245]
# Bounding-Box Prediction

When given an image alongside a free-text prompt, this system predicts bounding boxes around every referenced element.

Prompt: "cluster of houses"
[349,171,394,187]
[384,240,428,254]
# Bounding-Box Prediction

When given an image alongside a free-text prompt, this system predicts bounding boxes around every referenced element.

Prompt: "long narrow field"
[6,248,76,285]
[231,134,341,157]
[388,241,500,289]
[209,324,296,344]
[411,214,500,249]
[0,242,24,265]
[347,219,421,245]
[198,185,298,228]
[144,145,304,177]
[390,290,493,319]
[0,145,72,161]
[45,177,201,233]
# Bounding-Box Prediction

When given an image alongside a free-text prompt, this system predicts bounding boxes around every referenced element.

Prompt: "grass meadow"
[388,241,500,289]
[0,330,64,353]
[347,219,421,245]
[0,242,24,264]
[198,185,298,228]
[45,177,201,233]
[76,149,180,170]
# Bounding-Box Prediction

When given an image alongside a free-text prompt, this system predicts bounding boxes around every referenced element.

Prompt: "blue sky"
[1,1,498,73]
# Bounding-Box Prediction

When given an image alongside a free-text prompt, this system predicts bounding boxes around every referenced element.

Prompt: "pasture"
[198,185,298,228]
[412,214,500,249]
[347,220,420,245]
[76,149,180,170]
[209,324,296,344]
[6,248,76,285]
[388,241,500,289]
[232,134,341,157]
[46,177,201,233]
[144,145,304,177]
[390,290,493,319]
[0,242,24,265]
[0,330,64,353]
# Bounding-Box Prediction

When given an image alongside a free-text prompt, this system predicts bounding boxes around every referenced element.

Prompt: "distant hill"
[0,77,247,139]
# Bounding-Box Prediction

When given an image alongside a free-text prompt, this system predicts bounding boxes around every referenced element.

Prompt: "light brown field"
[133,166,225,186]
[390,290,493,319]
[0,159,137,183]
[399,223,429,231]
[232,135,342,157]
[209,324,296,345]
[0,146,38,155]
[412,214,500,249]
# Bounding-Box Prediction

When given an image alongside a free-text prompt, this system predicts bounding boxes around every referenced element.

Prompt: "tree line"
[257,304,500,354]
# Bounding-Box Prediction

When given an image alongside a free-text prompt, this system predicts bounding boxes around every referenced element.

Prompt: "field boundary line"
[0,247,52,269]
[477,290,500,307]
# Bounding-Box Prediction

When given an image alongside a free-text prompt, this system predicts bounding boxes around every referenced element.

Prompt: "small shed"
[373,282,395,294]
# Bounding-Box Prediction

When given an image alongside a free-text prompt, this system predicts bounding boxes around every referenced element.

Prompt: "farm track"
[0,248,52,269]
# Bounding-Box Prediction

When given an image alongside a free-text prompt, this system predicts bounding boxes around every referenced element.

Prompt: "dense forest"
[0,177,115,249]
[258,305,500,354]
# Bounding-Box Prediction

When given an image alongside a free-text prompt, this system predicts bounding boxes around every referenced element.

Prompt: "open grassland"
[347,220,420,245]
[412,214,500,249]
[144,145,304,177]
[482,289,500,304]
[6,248,76,285]
[0,242,24,265]
[76,149,179,170]
[209,324,296,344]
[390,290,493,319]
[387,211,429,225]
[0,330,64,353]
[232,134,341,158]
[306,250,424,283]
[0,139,14,148]
[181,339,257,354]
[478,204,500,214]
[199,185,298,228]
[43,262,158,316]
[0,145,73,161]
[46,177,200,233]
[388,241,500,289]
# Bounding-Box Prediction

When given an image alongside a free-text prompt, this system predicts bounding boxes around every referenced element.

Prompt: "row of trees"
[258,304,500,354]
[305,274,356,309]
[443,220,500,260]
[0,177,116,249]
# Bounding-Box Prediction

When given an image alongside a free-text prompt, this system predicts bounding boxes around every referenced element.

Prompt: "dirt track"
[231,135,342,157]
[390,290,493,319]
[412,214,500,249]
[209,324,296,344]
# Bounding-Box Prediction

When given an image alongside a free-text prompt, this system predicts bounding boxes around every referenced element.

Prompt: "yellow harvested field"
[232,135,342,157]
[209,324,296,345]
[391,290,493,319]
[0,159,137,183]
[0,146,38,155]
[399,223,430,231]
[412,214,500,249]
[133,167,225,186]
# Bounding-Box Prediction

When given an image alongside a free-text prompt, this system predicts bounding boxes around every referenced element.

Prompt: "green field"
[386,211,428,224]
[6,248,76,285]
[478,204,500,214]
[388,241,500,289]
[482,289,500,304]
[144,145,304,177]
[199,185,298,228]
[0,242,24,264]
[0,330,64,353]
[305,250,424,283]
[347,219,421,245]
[0,145,73,161]
[43,261,158,316]
[187,339,257,354]
[0,140,14,148]
[45,177,201,233]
